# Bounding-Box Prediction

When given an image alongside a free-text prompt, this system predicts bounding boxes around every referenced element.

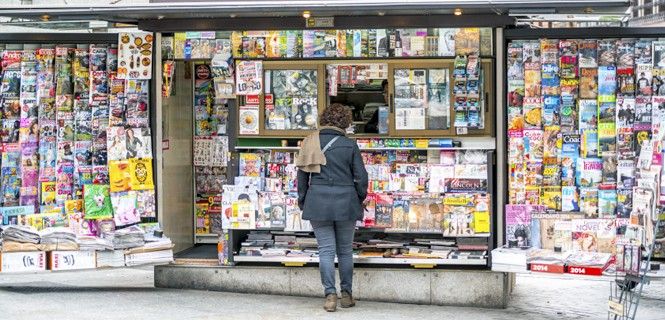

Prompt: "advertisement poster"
[235,60,263,95]
[117,32,154,80]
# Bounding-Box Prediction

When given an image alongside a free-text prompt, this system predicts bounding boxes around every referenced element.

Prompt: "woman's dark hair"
[319,103,352,130]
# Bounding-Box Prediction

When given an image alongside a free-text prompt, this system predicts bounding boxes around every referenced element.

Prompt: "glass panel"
[265,69,318,130]
[326,63,389,135]
[394,68,450,131]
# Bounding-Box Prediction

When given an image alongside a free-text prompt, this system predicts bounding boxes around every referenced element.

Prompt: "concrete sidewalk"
[0,267,663,320]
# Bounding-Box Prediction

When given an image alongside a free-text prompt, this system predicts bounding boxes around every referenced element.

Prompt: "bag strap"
[321,136,340,154]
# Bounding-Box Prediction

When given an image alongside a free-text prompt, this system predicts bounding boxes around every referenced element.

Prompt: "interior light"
[303,11,311,19]
[378,11,385,16]
[454,8,463,16]
[40,14,50,22]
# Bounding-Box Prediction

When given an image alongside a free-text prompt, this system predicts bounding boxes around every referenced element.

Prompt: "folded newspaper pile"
[108,226,146,249]
[78,235,114,251]
[1,225,40,244]
[124,236,174,266]
[39,228,79,250]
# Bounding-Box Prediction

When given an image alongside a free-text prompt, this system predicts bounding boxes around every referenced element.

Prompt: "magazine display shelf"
[225,149,496,268]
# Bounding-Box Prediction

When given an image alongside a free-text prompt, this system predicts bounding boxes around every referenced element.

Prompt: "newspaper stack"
[109,226,146,249]
[124,236,174,266]
[78,236,114,251]
[40,228,79,250]
[1,225,41,244]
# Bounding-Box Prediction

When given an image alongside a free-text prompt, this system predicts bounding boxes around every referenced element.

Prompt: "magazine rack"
[224,149,496,268]
[607,206,661,319]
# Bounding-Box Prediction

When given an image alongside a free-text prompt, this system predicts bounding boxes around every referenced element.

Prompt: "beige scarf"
[296,126,346,173]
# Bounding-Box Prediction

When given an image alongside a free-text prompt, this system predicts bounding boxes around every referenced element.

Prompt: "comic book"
[576,158,602,187]
[578,40,598,68]
[636,64,653,96]
[617,67,635,96]
[598,39,616,66]
[580,68,598,99]
[562,186,580,212]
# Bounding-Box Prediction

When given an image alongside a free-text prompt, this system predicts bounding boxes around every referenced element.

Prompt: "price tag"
[456,127,468,135]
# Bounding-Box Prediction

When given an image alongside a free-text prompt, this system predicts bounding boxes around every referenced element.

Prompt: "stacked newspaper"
[124,236,174,266]
[78,236,114,251]
[107,226,146,249]
[1,225,41,244]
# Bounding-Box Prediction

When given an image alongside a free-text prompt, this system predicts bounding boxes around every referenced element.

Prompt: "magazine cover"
[562,186,580,212]
[653,68,665,95]
[55,163,75,204]
[41,181,56,205]
[56,141,74,164]
[505,204,533,247]
[540,39,558,64]
[106,126,126,161]
[541,186,562,211]
[129,158,154,191]
[560,94,577,132]
[543,126,561,158]
[581,129,599,158]
[542,157,560,186]
[524,69,541,97]
[73,165,93,199]
[598,66,617,98]
[617,188,633,218]
[125,127,152,159]
[83,184,113,220]
[522,41,541,70]
[507,42,523,80]
[598,122,616,153]
[598,39,616,66]
[92,165,109,185]
[580,187,599,218]
[561,133,580,186]
[523,129,544,162]
[74,140,93,168]
[109,160,131,193]
[374,193,393,228]
[523,97,542,129]
[654,40,665,67]
[601,152,618,185]
[559,40,578,78]
[578,40,598,68]
[136,189,156,218]
[636,64,653,96]
[541,65,560,96]
[598,189,617,217]
[576,158,603,187]
[525,162,543,186]
[616,97,636,129]
[542,95,560,126]
[525,186,541,205]
[617,40,635,67]
[239,153,262,177]
[580,68,598,99]
[635,40,652,64]
[111,191,140,227]
[617,159,636,189]
[617,67,635,96]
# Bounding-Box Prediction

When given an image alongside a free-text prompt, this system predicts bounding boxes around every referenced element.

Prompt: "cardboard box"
[49,251,97,271]
[566,264,607,276]
[0,251,47,273]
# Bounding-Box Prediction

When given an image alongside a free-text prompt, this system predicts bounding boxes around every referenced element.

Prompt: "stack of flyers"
[559,39,578,78]
[578,40,598,68]
[598,39,616,66]
[634,40,652,64]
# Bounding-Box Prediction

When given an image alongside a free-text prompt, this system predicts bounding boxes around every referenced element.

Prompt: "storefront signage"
[306,17,334,28]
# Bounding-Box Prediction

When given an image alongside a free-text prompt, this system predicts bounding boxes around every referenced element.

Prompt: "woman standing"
[296,103,368,312]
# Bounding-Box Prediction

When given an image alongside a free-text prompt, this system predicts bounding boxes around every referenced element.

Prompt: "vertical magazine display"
[164,28,496,266]
[503,37,664,277]
[0,33,157,242]
[190,37,233,242]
